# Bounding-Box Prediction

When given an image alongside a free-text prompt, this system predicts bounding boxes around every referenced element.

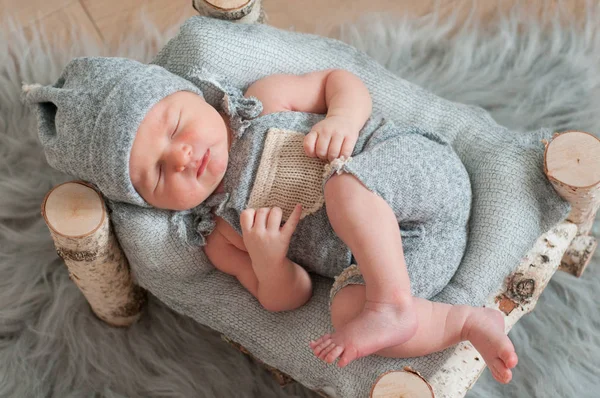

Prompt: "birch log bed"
[40,1,600,397]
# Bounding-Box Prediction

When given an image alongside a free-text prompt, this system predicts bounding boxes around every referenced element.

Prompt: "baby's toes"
[500,349,518,369]
[318,342,337,361]
[312,338,333,357]
[309,334,330,348]
[498,369,512,384]
[324,345,344,364]
[489,358,512,384]
[337,345,359,368]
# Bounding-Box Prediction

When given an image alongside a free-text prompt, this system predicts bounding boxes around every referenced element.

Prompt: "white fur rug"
[1,5,599,397]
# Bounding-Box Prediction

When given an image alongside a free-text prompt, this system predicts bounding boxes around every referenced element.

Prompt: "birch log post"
[370,368,434,398]
[543,131,600,277]
[424,221,577,398]
[192,0,264,23]
[41,181,146,327]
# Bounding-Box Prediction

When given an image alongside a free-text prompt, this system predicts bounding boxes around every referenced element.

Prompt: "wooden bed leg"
[370,368,434,398]
[192,0,265,23]
[41,181,146,327]
[543,131,600,277]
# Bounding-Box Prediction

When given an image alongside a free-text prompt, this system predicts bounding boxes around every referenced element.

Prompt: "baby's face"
[129,91,229,210]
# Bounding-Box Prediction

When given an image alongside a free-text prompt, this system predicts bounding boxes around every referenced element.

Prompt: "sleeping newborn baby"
[23,57,517,383]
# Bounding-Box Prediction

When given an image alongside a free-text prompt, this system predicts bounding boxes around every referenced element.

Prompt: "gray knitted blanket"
[108,16,569,397]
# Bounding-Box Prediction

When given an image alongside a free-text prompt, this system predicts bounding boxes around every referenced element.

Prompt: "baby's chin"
[147,160,227,211]
[172,179,224,211]
[167,198,208,211]
[151,187,211,211]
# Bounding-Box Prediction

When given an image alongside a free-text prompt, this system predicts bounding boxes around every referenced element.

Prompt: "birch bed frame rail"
[40,1,600,396]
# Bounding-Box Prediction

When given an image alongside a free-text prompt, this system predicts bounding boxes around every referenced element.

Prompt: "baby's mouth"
[197,149,210,178]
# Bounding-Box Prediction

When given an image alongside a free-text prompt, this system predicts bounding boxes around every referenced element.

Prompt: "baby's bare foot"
[464,308,518,384]
[309,299,418,367]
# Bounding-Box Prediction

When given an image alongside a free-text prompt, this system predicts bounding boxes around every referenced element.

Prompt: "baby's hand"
[240,204,302,267]
[303,116,358,162]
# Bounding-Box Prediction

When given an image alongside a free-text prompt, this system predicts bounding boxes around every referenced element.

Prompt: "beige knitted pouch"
[248,128,328,221]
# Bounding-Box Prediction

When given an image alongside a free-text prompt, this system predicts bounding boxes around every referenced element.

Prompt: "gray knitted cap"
[22,57,204,206]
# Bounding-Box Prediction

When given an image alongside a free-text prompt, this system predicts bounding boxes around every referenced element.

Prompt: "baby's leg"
[315,173,419,366]
[311,285,518,383]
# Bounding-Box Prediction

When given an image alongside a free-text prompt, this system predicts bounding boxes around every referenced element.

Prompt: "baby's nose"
[174,144,193,172]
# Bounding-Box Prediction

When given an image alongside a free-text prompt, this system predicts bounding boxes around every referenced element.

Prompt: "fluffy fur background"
[1,3,599,397]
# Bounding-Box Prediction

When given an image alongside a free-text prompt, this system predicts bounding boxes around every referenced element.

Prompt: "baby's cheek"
[209,153,228,176]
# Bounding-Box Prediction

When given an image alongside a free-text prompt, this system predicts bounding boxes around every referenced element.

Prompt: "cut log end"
[545,131,600,188]
[204,0,251,10]
[370,368,435,398]
[42,181,104,237]
[42,181,145,327]
[544,130,600,236]
[193,0,264,23]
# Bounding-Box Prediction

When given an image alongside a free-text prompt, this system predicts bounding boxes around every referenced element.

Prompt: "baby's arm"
[204,213,312,312]
[204,223,259,298]
[245,69,372,161]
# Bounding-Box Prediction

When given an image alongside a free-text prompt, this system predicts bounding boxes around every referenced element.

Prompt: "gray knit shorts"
[323,126,472,308]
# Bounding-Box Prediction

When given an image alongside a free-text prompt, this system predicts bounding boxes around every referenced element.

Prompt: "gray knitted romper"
[205,86,472,302]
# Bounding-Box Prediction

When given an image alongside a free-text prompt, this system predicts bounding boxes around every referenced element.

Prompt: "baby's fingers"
[266,207,283,231]
[340,136,357,159]
[327,133,345,162]
[281,204,302,237]
[315,133,331,160]
[240,208,256,232]
[304,131,318,157]
[254,208,270,231]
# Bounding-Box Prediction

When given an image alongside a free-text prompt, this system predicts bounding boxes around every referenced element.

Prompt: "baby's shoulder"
[244,76,292,116]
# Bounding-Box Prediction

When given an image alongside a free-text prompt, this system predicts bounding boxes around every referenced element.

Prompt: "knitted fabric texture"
[21,57,204,206]
[108,17,572,398]
[206,93,471,291]
[329,264,364,306]
[247,128,327,221]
